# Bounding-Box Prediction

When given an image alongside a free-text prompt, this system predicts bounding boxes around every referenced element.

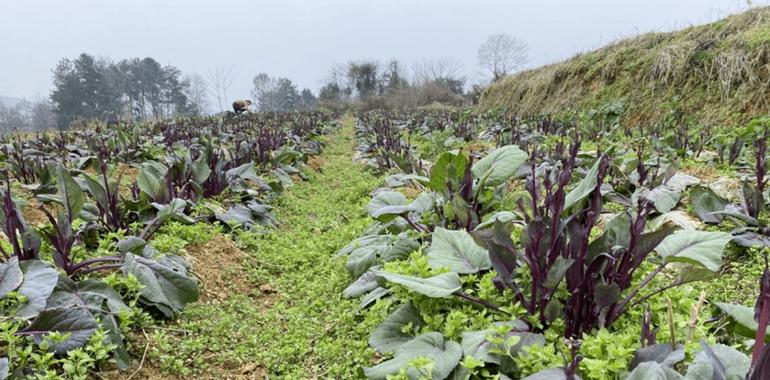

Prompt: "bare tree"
[477,33,529,81]
[203,66,234,112]
[251,73,276,109]
[411,58,463,84]
[184,73,210,115]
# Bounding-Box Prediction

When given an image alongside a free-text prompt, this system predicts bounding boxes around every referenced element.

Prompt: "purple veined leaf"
[471,220,518,286]
[685,343,750,379]
[18,307,98,355]
[700,341,727,380]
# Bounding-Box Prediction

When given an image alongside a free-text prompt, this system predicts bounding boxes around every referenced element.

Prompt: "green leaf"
[684,344,750,380]
[461,321,537,365]
[55,165,85,222]
[364,332,462,380]
[374,271,461,298]
[153,198,194,224]
[521,368,578,380]
[645,185,682,214]
[689,186,727,224]
[81,174,108,209]
[544,256,574,289]
[429,151,468,193]
[627,362,683,380]
[369,303,426,354]
[344,269,381,298]
[16,260,58,319]
[655,231,732,272]
[341,235,419,277]
[122,253,199,318]
[428,228,491,274]
[21,307,98,354]
[0,357,7,380]
[46,277,128,315]
[474,211,519,231]
[137,161,169,202]
[630,344,685,370]
[366,191,414,222]
[564,158,602,211]
[716,303,770,339]
[0,256,23,298]
[191,157,211,185]
[471,145,528,187]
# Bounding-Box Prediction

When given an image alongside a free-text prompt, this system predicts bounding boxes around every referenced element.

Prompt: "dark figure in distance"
[232,99,252,114]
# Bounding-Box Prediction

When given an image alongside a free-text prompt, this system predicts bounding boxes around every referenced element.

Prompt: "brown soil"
[115,163,139,198]
[21,198,52,227]
[307,155,326,171]
[183,235,255,302]
[681,166,719,182]
[400,185,422,199]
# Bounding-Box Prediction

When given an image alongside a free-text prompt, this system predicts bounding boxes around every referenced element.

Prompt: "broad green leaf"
[122,253,199,318]
[137,161,169,202]
[645,185,682,214]
[81,174,108,209]
[0,357,7,380]
[428,228,491,274]
[226,162,258,181]
[0,256,22,298]
[544,256,574,289]
[21,307,98,354]
[342,235,419,277]
[666,173,701,192]
[655,231,731,271]
[46,277,128,315]
[360,287,390,308]
[429,151,468,193]
[369,303,426,354]
[716,303,770,339]
[344,269,381,298]
[191,157,211,185]
[101,314,129,369]
[153,198,194,224]
[364,332,462,380]
[385,173,429,188]
[366,191,414,222]
[627,362,683,380]
[689,186,727,224]
[461,321,538,365]
[471,145,528,187]
[563,158,602,211]
[684,344,750,380]
[522,368,578,380]
[630,344,685,370]
[474,211,519,231]
[55,165,85,222]
[375,271,461,298]
[16,260,58,319]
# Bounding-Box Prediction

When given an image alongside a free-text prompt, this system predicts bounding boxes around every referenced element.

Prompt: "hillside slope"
[479,7,770,127]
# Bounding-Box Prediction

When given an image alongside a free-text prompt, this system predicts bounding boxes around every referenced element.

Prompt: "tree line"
[1,32,528,131]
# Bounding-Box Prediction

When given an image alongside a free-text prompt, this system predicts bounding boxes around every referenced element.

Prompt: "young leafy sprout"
[340,110,769,379]
[0,110,334,377]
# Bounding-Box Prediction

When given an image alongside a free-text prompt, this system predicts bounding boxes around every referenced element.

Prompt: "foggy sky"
[1,0,767,104]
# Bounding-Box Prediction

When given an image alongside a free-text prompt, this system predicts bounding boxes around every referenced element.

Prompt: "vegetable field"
[0,109,769,380]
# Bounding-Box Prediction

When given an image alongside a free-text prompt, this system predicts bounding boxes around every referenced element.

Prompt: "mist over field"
[1,2,770,379]
[1,0,765,106]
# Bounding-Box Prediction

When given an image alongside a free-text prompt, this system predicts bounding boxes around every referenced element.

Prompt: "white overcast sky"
[1,0,767,103]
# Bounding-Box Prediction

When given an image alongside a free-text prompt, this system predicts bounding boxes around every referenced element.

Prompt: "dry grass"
[479,6,770,128]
